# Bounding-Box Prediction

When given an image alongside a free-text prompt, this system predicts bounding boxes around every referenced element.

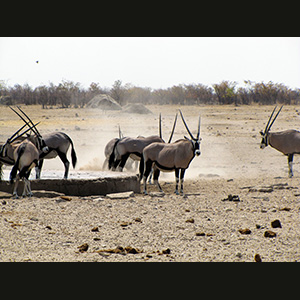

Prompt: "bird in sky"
[36,60,39,64]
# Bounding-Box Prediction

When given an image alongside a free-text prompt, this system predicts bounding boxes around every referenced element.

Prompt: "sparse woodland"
[1,79,299,108]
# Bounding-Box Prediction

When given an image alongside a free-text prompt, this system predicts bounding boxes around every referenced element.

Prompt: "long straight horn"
[7,122,30,143]
[17,106,42,137]
[179,109,194,140]
[267,105,283,132]
[168,113,177,143]
[159,113,162,139]
[10,122,41,143]
[264,105,277,133]
[196,115,201,140]
[118,125,122,138]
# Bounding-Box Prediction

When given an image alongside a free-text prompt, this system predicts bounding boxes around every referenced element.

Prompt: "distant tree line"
[1,79,299,108]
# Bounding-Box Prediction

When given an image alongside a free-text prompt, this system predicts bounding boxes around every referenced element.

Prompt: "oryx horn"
[17,106,42,137]
[196,115,201,139]
[267,105,283,132]
[9,122,41,143]
[179,109,195,140]
[264,105,277,134]
[168,113,178,143]
[159,113,162,139]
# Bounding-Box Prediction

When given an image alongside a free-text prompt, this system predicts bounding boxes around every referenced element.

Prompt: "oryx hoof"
[143,190,148,195]
[12,194,19,199]
[174,190,179,195]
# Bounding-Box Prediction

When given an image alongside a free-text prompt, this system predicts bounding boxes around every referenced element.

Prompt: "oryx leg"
[57,150,70,179]
[288,154,294,178]
[175,168,180,195]
[118,153,130,172]
[153,168,162,192]
[35,159,44,179]
[180,168,186,196]
[143,159,153,195]
[12,174,20,199]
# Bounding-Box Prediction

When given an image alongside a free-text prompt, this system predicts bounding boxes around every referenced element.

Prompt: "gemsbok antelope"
[260,105,300,178]
[0,123,48,198]
[9,106,77,179]
[141,110,201,196]
[108,114,177,172]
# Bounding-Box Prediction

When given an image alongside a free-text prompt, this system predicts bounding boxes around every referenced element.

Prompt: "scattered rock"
[2,200,7,205]
[186,218,195,223]
[91,226,99,232]
[239,228,251,234]
[60,196,72,201]
[264,230,276,238]
[195,232,205,236]
[78,243,89,252]
[134,217,142,223]
[45,225,52,230]
[162,248,171,254]
[149,192,165,197]
[95,246,142,255]
[222,194,240,202]
[254,254,262,262]
[271,219,282,228]
[120,221,132,227]
[106,191,134,199]
[279,207,291,211]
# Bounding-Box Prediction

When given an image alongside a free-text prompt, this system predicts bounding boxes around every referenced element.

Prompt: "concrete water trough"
[0,171,140,197]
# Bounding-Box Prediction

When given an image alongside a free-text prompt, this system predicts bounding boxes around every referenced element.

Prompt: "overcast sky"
[0,37,299,90]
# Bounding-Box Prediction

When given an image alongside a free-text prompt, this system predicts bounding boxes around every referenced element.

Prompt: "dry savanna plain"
[1,104,300,262]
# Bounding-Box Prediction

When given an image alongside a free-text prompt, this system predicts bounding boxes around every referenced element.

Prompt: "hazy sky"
[0,37,299,89]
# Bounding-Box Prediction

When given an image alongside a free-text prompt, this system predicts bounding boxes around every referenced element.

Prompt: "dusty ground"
[1,104,300,261]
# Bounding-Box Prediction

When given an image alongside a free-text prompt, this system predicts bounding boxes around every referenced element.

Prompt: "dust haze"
[1,104,297,181]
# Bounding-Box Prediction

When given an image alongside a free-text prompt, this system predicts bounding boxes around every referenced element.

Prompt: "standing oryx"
[108,114,177,172]
[260,105,300,178]
[0,122,48,198]
[141,110,201,196]
[9,106,77,179]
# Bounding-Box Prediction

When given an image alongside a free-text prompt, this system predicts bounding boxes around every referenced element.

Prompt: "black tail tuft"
[108,139,120,170]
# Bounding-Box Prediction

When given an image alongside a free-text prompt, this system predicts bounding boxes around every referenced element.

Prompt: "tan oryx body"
[109,135,164,171]
[34,132,77,179]
[108,114,177,172]
[260,105,300,177]
[141,110,201,196]
[8,107,77,179]
[8,140,39,198]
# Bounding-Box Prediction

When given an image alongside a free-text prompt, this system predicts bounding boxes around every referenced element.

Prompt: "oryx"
[0,122,48,198]
[141,110,201,196]
[103,126,137,171]
[9,106,77,179]
[108,114,177,172]
[260,105,300,178]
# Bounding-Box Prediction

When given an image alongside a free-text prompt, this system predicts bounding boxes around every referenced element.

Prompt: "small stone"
[239,228,251,234]
[264,230,276,238]
[162,248,171,254]
[254,254,262,262]
[271,219,282,228]
[186,218,195,223]
[78,243,89,252]
[134,217,142,223]
[196,232,205,236]
[91,226,99,232]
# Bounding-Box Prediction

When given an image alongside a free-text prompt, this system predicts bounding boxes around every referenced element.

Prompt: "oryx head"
[260,105,283,149]
[179,110,201,156]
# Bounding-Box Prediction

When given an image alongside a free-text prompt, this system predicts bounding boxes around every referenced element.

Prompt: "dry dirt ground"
[1,104,300,262]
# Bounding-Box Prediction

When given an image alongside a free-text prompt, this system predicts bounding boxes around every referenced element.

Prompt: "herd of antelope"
[1,105,300,198]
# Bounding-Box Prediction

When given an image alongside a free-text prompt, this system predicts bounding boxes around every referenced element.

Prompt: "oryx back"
[269,130,300,155]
